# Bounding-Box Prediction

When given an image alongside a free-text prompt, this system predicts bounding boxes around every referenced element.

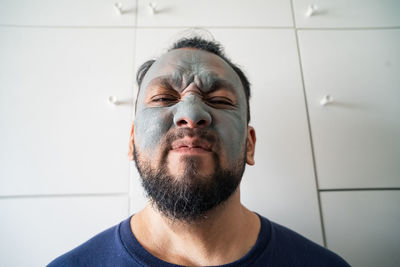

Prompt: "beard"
[133,128,247,223]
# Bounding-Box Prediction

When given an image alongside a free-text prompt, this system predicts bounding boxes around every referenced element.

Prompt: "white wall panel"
[298,30,400,189]
[0,28,134,195]
[0,195,129,267]
[321,191,400,267]
[136,0,293,27]
[0,0,136,26]
[293,0,400,28]
[130,28,323,244]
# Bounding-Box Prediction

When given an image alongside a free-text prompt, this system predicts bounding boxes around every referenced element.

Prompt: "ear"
[246,126,256,165]
[128,123,135,161]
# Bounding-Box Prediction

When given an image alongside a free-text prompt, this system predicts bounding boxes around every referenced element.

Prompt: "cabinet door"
[293,0,400,28]
[0,0,136,26]
[299,30,400,189]
[131,28,323,244]
[136,0,292,27]
[0,196,129,267]
[0,28,134,195]
[321,191,400,267]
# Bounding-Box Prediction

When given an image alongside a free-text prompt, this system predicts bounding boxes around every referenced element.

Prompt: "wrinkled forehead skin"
[138,48,246,102]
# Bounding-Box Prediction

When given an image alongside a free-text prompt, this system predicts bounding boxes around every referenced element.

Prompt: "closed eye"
[150,94,179,106]
[206,97,235,108]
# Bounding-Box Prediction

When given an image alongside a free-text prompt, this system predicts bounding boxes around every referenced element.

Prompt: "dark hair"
[136,37,251,122]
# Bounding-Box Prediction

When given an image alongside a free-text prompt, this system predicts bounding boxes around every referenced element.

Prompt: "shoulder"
[258,216,350,267]
[47,218,136,267]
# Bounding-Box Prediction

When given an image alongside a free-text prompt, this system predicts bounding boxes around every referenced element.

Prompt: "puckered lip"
[170,138,212,152]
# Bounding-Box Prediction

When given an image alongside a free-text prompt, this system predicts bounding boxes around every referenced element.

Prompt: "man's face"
[132,48,255,221]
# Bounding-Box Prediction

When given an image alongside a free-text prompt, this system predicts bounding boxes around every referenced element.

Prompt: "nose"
[173,95,212,128]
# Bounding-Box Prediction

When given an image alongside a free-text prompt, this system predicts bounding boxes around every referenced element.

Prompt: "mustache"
[161,128,220,165]
[164,128,218,146]
[158,128,219,164]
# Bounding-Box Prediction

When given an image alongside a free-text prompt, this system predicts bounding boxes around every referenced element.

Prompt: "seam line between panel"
[127,0,140,216]
[320,188,400,192]
[290,0,327,248]
[0,193,128,199]
[1,25,400,30]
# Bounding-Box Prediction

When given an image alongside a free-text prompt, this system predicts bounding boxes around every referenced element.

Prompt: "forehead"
[139,48,243,94]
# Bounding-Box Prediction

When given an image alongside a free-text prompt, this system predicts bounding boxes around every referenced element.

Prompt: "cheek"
[134,108,173,153]
[213,110,247,163]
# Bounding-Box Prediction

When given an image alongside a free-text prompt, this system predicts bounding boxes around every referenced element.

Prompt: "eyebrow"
[206,78,237,94]
[147,74,238,95]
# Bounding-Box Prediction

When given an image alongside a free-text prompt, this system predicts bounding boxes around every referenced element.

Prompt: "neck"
[131,189,260,266]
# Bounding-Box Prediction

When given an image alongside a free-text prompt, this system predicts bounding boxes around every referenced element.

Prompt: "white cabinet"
[0,0,136,26]
[131,28,323,244]
[321,191,400,267]
[0,27,134,195]
[298,29,400,189]
[0,195,129,267]
[293,0,400,28]
[136,0,293,27]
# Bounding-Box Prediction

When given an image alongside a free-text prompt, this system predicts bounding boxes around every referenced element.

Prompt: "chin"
[169,156,215,178]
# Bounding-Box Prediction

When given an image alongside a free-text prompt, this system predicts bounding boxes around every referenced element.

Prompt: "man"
[49,37,349,266]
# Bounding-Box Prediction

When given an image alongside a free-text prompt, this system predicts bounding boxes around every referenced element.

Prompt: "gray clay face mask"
[134,48,248,168]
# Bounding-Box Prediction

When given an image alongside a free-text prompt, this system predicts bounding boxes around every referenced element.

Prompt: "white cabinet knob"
[108,96,120,105]
[320,94,334,106]
[306,4,318,17]
[114,2,124,15]
[108,96,134,106]
[148,2,157,15]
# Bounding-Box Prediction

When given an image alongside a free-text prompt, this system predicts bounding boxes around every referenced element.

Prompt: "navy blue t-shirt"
[48,215,350,266]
